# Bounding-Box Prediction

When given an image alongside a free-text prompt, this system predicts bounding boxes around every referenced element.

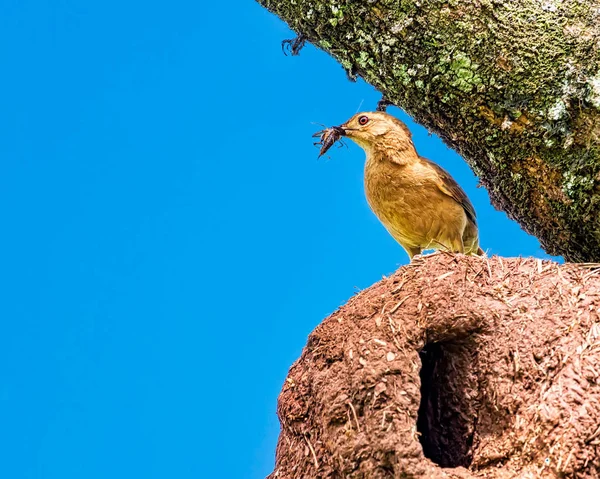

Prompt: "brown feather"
[419,156,477,227]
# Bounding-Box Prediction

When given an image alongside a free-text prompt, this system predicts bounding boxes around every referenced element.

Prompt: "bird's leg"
[376,97,394,112]
[464,237,484,256]
[424,238,464,255]
[281,34,307,56]
[448,237,465,254]
[405,246,422,261]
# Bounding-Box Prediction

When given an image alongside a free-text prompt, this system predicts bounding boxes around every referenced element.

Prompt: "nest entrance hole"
[417,341,475,468]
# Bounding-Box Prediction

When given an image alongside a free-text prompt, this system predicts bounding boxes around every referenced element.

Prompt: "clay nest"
[267,253,600,478]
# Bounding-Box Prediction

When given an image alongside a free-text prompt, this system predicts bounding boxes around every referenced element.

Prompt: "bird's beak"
[332,125,346,136]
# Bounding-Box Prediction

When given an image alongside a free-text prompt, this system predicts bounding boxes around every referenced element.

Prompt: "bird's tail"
[476,246,485,256]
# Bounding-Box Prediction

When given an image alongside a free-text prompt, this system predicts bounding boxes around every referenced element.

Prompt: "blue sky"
[0,1,558,478]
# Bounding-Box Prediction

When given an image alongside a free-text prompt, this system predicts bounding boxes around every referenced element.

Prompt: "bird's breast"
[363,158,466,247]
[364,160,415,216]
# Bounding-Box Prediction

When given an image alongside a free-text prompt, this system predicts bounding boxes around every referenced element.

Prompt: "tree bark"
[268,254,600,478]
[257,0,600,262]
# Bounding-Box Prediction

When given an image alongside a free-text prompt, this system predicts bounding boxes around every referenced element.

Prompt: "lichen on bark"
[258,0,600,261]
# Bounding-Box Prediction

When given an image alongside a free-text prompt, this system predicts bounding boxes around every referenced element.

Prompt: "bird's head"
[334,111,414,154]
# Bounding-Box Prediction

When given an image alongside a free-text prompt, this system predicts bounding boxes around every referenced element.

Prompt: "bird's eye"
[358,115,369,126]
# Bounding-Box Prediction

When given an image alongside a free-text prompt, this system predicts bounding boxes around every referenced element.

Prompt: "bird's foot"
[376,97,394,112]
[413,250,449,261]
[281,34,307,56]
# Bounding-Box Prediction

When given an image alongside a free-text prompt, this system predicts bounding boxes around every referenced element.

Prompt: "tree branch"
[257,0,600,261]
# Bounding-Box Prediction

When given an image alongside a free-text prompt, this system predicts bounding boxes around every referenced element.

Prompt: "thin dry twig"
[585,425,600,444]
[389,295,414,315]
[348,402,361,432]
[303,433,319,470]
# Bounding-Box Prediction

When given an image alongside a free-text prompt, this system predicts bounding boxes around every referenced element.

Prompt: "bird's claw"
[282,34,307,56]
[376,98,394,112]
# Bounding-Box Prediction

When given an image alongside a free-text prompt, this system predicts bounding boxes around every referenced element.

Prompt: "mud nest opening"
[417,341,475,468]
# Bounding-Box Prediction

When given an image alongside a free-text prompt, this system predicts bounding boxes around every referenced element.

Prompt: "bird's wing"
[420,156,477,226]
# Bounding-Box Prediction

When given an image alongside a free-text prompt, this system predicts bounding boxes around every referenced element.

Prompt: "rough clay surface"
[268,254,600,478]
[257,0,600,262]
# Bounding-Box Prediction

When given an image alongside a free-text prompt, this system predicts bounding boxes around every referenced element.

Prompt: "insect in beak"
[312,126,347,158]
